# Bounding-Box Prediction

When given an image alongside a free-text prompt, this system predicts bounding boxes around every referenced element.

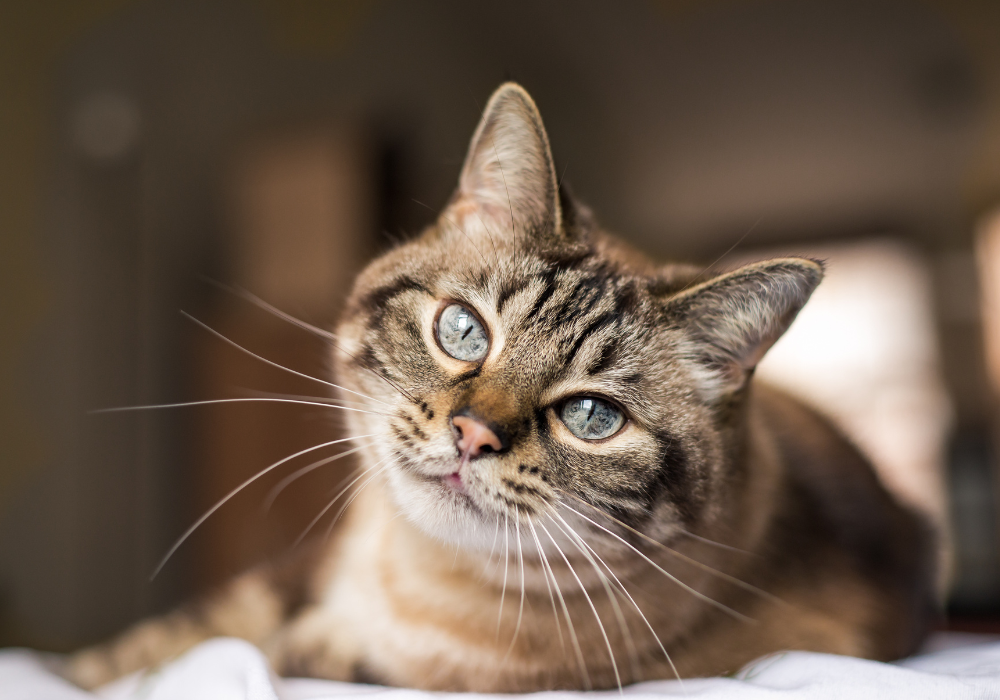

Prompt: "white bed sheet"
[2,633,999,700]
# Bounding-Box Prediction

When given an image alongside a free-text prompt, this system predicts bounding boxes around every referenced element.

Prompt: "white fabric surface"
[2,634,999,699]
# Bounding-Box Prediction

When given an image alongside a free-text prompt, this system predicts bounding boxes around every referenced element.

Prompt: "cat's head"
[335,83,821,550]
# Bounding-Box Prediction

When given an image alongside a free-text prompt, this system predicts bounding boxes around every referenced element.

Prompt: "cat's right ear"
[439,83,564,248]
[660,258,823,402]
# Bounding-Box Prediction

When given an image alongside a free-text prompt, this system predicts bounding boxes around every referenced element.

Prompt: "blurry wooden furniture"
[191,126,375,591]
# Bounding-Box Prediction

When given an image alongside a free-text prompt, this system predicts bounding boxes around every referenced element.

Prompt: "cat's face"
[334,84,821,551]
[336,239,716,549]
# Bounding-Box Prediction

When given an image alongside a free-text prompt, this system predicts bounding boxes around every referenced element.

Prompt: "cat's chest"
[294,488,570,689]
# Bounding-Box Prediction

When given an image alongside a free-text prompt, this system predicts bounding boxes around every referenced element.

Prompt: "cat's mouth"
[407,466,482,511]
[436,469,481,512]
[442,471,468,496]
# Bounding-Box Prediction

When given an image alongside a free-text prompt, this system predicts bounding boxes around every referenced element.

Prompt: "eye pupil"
[437,304,489,362]
[560,397,624,441]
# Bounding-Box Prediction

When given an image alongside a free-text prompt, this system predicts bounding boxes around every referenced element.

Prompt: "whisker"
[151,434,374,579]
[560,492,781,607]
[497,510,510,643]
[551,512,638,685]
[294,455,394,548]
[679,217,762,293]
[412,196,500,267]
[471,210,500,265]
[411,199,489,266]
[552,510,684,690]
[322,458,397,541]
[540,518,614,691]
[557,502,754,623]
[246,389,386,412]
[180,311,391,407]
[263,441,374,512]
[530,517,589,689]
[675,529,756,556]
[525,516,566,652]
[481,514,503,581]
[198,283,419,405]
[490,135,518,255]
[502,506,527,662]
[201,278,338,341]
[91,397,390,418]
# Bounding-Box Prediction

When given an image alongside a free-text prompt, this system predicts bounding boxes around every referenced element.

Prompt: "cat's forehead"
[437,252,637,307]
[428,252,677,399]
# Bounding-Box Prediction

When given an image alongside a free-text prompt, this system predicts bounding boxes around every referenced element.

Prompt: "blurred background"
[2,0,1000,651]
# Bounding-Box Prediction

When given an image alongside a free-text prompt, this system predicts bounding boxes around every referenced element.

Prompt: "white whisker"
[551,512,638,684]
[247,389,386,412]
[553,510,685,690]
[674,528,756,556]
[481,513,503,581]
[540,518,618,692]
[180,311,391,407]
[92,397,390,418]
[545,516,624,694]
[526,516,565,652]
[263,441,374,512]
[497,510,510,642]
[531,517,590,689]
[558,502,753,624]
[561,493,780,609]
[502,507,527,662]
[322,458,397,541]
[151,434,374,579]
[294,455,394,548]
[203,279,338,341]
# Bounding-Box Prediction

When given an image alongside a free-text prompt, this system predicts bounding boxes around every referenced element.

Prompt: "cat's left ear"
[661,258,823,402]
[443,82,563,245]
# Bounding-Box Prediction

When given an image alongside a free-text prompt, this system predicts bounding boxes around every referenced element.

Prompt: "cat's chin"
[385,467,505,550]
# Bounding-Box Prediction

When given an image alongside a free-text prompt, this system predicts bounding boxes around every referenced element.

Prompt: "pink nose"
[452,415,503,459]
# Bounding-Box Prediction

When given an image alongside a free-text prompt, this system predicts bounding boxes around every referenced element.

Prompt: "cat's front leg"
[265,604,363,681]
[65,569,289,689]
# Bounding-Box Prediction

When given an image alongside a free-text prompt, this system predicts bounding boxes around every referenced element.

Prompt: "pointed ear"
[443,83,562,245]
[663,258,824,401]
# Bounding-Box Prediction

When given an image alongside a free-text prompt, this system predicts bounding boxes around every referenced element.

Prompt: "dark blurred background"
[3,0,1000,651]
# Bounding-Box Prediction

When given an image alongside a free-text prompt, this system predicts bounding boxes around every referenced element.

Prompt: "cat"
[67,82,937,692]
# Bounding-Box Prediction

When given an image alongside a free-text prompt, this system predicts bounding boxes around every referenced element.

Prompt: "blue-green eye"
[437,303,489,362]
[560,397,625,441]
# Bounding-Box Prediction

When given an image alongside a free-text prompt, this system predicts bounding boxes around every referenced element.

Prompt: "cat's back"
[752,383,938,660]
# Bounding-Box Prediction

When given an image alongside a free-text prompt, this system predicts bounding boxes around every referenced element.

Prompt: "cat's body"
[68,84,936,691]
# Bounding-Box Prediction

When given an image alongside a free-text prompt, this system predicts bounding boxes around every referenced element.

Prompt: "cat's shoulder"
[752,383,938,657]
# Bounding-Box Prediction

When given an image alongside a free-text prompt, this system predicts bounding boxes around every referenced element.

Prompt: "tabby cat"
[68,83,936,692]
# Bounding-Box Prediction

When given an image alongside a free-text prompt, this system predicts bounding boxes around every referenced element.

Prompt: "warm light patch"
[977,208,1000,395]
[752,240,952,532]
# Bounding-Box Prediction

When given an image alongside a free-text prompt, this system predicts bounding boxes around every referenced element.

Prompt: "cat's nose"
[452,415,504,459]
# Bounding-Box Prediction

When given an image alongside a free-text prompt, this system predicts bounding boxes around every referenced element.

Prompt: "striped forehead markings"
[552,276,606,325]
[522,267,560,322]
[564,311,619,368]
[359,275,432,315]
[495,277,523,314]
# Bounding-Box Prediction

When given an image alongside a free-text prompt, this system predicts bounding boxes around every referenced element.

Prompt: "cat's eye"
[436,303,489,362]
[560,397,625,441]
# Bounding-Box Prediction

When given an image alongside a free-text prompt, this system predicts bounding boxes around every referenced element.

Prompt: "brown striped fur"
[67,83,936,691]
